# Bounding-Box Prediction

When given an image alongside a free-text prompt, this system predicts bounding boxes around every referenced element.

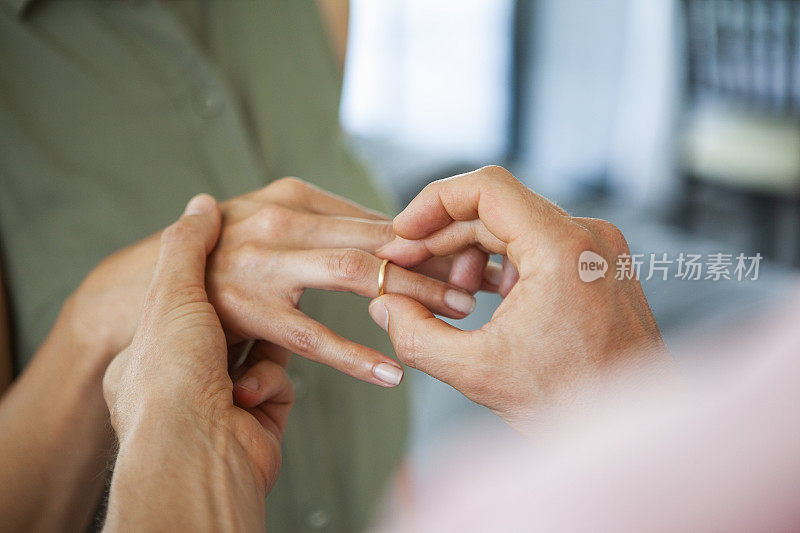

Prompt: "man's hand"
[372,166,670,431]
[102,194,293,531]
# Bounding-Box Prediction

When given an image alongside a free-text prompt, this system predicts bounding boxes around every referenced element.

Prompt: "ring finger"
[276,248,478,318]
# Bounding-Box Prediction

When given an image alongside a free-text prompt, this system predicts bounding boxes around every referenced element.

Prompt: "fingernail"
[484,264,504,287]
[369,300,389,331]
[373,362,403,386]
[445,290,476,315]
[235,376,259,393]
[184,193,215,216]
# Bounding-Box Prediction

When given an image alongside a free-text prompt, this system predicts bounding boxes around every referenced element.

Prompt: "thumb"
[369,294,479,389]
[149,194,222,306]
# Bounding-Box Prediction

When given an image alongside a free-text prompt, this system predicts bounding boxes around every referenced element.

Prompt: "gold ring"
[378,258,390,296]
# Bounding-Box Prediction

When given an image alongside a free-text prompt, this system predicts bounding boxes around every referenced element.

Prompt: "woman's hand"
[103,195,290,530]
[371,166,671,431]
[206,178,496,386]
[66,178,498,387]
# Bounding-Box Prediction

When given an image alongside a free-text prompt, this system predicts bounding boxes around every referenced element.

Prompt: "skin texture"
[371,166,671,432]
[0,177,497,531]
[103,195,292,532]
[69,177,495,388]
[0,310,112,532]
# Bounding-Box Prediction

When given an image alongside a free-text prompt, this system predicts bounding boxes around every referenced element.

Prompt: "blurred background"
[338,0,800,487]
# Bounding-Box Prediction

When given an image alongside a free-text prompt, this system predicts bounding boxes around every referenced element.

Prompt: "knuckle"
[257,204,293,236]
[478,164,513,181]
[393,329,422,368]
[545,228,600,276]
[211,284,244,314]
[269,176,307,198]
[571,229,600,255]
[283,324,319,355]
[328,248,372,284]
[232,242,260,270]
[597,220,630,255]
[156,285,209,313]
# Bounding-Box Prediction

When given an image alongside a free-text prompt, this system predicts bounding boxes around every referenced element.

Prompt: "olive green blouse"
[0,1,407,531]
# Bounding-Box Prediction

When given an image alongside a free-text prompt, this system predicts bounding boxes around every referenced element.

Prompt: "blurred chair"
[679,0,800,261]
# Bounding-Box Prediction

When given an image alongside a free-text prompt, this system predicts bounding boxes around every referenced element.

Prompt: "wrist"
[115,399,260,486]
[116,404,211,449]
[109,406,266,530]
[57,292,120,368]
[62,232,162,365]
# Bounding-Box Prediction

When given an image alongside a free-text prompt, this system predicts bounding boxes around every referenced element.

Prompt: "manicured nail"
[445,290,476,315]
[373,362,403,386]
[369,300,389,331]
[235,376,259,393]
[184,193,214,215]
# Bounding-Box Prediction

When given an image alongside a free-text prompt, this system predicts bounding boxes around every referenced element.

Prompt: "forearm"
[0,304,114,531]
[104,412,265,532]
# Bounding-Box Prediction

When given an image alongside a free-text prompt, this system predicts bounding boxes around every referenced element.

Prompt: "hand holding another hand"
[102,195,293,495]
[372,166,670,431]
[68,178,499,388]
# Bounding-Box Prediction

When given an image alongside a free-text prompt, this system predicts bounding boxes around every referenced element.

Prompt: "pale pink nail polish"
[373,363,403,386]
[445,290,476,315]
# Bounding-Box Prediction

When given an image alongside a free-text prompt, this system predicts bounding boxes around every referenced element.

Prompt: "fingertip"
[233,381,259,408]
[499,258,520,297]
[181,193,222,254]
[484,261,504,287]
[368,298,389,331]
[444,289,476,316]
[233,375,260,407]
[376,237,431,268]
[184,193,217,216]
[448,248,490,294]
[376,294,437,324]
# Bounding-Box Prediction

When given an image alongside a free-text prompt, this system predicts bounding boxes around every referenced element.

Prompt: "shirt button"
[305,507,331,530]
[192,90,225,119]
